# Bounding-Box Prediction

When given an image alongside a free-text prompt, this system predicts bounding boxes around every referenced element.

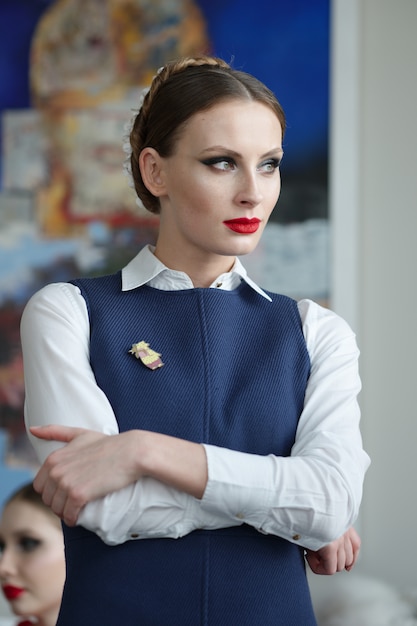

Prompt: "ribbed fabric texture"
[57,274,316,625]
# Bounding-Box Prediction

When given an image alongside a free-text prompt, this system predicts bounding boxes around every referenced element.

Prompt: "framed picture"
[0,0,329,482]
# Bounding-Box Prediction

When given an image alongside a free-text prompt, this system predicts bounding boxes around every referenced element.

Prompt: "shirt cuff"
[200,444,331,551]
[201,444,274,526]
[78,478,200,545]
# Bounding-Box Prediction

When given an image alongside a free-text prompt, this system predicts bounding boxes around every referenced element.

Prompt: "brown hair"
[4,482,61,529]
[129,55,286,214]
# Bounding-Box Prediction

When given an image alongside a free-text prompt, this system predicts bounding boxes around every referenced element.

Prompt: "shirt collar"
[122,245,272,302]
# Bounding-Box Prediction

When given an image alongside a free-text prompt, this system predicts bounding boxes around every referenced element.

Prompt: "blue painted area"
[0,0,54,188]
[0,0,329,184]
[196,0,330,172]
[0,0,52,108]
[0,430,34,512]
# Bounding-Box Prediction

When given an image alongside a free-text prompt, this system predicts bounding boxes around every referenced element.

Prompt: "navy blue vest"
[58,274,316,625]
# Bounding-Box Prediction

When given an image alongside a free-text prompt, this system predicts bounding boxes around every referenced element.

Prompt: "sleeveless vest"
[58,274,316,625]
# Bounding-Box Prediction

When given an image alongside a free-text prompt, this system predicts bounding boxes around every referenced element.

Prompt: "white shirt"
[21,246,370,551]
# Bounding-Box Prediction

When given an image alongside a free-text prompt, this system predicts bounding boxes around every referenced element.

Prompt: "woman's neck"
[153,243,235,288]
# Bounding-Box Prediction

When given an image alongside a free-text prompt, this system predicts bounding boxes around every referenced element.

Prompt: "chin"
[232,241,260,257]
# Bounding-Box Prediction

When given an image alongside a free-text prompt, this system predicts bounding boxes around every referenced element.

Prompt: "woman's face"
[0,499,65,624]
[148,99,283,274]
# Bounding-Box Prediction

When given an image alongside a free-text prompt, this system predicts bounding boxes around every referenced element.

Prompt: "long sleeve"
[200,299,370,550]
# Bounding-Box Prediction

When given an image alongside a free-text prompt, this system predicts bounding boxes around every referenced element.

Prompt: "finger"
[305,551,329,576]
[40,477,61,509]
[35,473,83,524]
[33,449,65,504]
[33,465,49,495]
[30,425,87,442]
[322,554,338,575]
[343,537,354,571]
[305,553,317,573]
[48,488,68,519]
[304,551,317,567]
[350,527,361,554]
[314,543,338,575]
[346,543,360,571]
[345,527,361,571]
[62,499,83,527]
[336,543,347,572]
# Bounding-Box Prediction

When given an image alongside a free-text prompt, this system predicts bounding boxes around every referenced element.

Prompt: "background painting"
[0,0,329,494]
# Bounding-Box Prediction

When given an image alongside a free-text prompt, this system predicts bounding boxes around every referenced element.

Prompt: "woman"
[21,56,370,625]
[0,483,65,626]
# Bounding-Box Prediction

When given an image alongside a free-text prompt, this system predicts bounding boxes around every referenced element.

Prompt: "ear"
[139,147,167,198]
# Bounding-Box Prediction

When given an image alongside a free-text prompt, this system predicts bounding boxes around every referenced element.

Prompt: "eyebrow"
[199,146,284,159]
[0,529,37,542]
[12,529,40,538]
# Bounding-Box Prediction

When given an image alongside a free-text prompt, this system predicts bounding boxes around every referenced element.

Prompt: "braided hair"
[128,56,286,214]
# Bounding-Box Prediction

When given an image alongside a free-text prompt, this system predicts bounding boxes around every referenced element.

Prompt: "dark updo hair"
[4,482,61,529]
[129,56,286,214]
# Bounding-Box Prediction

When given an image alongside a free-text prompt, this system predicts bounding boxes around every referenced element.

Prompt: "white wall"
[331,0,417,590]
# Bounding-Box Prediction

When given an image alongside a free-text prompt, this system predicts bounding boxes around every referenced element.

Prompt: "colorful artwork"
[0,0,329,473]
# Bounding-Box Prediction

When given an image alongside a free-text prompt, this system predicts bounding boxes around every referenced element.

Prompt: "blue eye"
[19,537,41,553]
[258,158,281,173]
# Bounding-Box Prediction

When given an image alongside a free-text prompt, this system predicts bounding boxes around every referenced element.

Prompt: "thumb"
[30,424,87,443]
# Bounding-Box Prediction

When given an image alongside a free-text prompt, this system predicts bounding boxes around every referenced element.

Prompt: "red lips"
[223,218,261,234]
[2,584,25,600]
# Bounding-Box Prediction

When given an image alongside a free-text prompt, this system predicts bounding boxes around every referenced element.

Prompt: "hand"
[30,425,142,527]
[304,526,361,575]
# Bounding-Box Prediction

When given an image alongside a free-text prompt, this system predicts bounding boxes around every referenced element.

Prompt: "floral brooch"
[129,341,164,370]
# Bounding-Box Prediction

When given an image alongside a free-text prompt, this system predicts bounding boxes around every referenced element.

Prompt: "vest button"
[130,533,140,539]
[292,534,301,541]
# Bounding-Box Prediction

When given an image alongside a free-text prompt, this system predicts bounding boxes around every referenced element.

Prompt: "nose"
[234,170,263,207]
[0,548,17,578]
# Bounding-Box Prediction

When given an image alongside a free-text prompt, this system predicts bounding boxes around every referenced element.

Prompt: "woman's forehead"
[176,100,283,151]
[1,500,54,532]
